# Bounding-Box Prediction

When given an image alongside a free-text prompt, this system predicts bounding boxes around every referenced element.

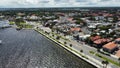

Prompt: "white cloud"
[0,0,120,8]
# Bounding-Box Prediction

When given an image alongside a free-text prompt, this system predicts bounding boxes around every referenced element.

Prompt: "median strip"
[89,51,120,67]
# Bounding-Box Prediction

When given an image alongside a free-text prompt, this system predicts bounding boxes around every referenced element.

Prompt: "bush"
[64,42,67,44]
[80,50,83,53]
[69,44,73,47]
[56,36,60,40]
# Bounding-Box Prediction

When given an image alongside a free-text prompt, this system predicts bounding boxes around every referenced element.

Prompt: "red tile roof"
[92,13,98,16]
[70,28,81,32]
[90,36,101,41]
[94,38,110,44]
[67,18,76,23]
[57,13,65,16]
[103,42,117,50]
[115,50,120,57]
[116,38,120,41]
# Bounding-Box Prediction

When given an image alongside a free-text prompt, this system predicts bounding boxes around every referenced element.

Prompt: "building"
[90,36,101,41]
[115,38,120,44]
[103,42,118,53]
[70,27,81,34]
[93,38,110,48]
[115,50,120,58]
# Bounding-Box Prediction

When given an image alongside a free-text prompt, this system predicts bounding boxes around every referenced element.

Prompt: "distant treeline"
[0,7,120,12]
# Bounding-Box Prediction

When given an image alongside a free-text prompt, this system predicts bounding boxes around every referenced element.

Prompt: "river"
[0,28,96,68]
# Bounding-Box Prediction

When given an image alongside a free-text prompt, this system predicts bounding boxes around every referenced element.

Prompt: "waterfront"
[0,28,95,68]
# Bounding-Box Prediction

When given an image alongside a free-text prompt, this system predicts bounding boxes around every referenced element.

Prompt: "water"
[0,28,96,68]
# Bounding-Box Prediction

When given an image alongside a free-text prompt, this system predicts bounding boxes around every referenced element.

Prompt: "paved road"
[0,28,95,68]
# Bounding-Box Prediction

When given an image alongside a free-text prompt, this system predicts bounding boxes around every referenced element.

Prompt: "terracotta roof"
[90,36,101,41]
[116,38,120,41]
[103,42,117,50]
[94,38,110,44]
[92,13,98,16]
[115,50,120,57]
[108,14,113,17]
[67,18,73,20]
[57,13,65,16]
[103,13,109,17]
[103,13,113,17]
[70,28,81,32]
[67,18,75,23]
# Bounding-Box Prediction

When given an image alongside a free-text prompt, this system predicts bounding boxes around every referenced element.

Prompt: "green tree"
[64,41,67,44]
[113,16,118,23]
[56,36,60,40]
[69,44,73,47]
[80,50,83,53]
[102,61,109,68]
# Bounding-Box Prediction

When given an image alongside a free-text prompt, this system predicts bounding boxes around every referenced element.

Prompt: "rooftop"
[115,50,120,58]
[94,38,110,44]
[90,36,101,41]
[70,27,81,32]
[103,42,117,50]
[115,38,120,41]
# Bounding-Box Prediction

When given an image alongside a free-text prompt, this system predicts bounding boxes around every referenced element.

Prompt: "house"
[79,35,91,41]
[115,38,120,44]
[87,23,96,29]
[67,17,75,23]
[30,15,38,20]
[70,27,81,34]
[95,16,104,20]
[87,23,101,29]
[115,50,120,58]
[93,38,110,48]
[90,36,101,41]
[103,42,118,53]
[17,12,25,16]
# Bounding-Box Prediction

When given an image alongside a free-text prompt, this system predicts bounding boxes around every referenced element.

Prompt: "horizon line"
[0,6,120,9]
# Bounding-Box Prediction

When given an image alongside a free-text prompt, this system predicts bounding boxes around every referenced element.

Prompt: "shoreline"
[34,29,102,68]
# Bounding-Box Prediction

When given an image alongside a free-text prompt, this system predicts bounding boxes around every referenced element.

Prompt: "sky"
[0,0,120,8]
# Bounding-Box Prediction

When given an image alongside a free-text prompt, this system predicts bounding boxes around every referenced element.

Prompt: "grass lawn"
[9,22,15,25]
[16,22,33,28]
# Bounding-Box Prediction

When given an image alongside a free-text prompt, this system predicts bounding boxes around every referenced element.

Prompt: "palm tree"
[104,61,109,68]
[102,61,106,68]
[102,61,109,68]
